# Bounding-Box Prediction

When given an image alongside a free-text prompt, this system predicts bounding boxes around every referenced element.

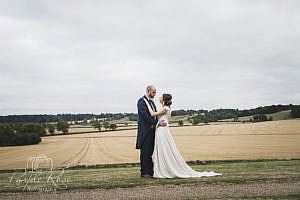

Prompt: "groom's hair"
[146,85,155,93]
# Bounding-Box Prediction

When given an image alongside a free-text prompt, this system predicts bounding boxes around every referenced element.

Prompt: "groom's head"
[146,85,156,99]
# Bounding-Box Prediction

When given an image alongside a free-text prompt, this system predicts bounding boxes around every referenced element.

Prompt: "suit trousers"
[140,129,155,176]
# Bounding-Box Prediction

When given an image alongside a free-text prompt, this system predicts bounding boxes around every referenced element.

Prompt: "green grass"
[169,115,190,124]
[185,194,300,200]
[0,159,299,193]
[266,110,292,121]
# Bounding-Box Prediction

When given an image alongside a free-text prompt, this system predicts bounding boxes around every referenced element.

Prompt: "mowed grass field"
[0,160,299,195]
[0,119,300,170]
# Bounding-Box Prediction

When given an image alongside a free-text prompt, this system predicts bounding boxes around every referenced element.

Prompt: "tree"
[178,120,184,126]
[128,114,138,121]
[0,124,15,146]
[15,131,41,145]
[47,124,56,135]
[291,107,300,118]
[110,123,117,131]
[268,116,273,121]
[203,118,209,124]
[56,121,69,134]
[17,123,46,136]
[103,121,110,131]
[93,122,102,132]
[253,114,268,122]
[233,116,239,122]
[192,118,200,125]
[0,123,42,146]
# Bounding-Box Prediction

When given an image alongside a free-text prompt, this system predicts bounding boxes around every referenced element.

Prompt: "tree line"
[190,105,300,124]
[171,104,299,117]
[0,104,299,124]
[174,104,300,126]
[0,121,74,146]
[0,113,137,123]
[0,120,120,146]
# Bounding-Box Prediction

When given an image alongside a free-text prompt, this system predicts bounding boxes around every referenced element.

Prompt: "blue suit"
[136,95,158,176]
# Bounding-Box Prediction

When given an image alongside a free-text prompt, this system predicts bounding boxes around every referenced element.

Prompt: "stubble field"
[0,119,300,170]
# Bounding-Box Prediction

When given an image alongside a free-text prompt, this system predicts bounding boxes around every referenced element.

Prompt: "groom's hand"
[158,120,167,127]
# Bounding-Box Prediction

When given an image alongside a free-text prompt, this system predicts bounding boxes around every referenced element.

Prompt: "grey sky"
[0,0,299,115]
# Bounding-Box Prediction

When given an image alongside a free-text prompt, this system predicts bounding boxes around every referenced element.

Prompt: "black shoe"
[141,174,153,178]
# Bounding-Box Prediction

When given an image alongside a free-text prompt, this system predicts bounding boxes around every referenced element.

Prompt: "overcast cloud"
[0,0,300,115]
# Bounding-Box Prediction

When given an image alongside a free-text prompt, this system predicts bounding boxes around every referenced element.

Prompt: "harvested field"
[0,119,299,170]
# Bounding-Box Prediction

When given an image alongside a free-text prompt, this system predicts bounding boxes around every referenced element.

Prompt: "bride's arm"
[144,100,167,117]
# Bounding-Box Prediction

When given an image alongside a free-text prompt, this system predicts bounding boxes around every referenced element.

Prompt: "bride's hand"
[158,120,167,127]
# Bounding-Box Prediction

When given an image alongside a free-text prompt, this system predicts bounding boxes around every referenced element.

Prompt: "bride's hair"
[163,94,172,106]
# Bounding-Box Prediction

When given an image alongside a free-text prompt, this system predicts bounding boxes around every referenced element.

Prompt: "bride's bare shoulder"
[163,106,171,111]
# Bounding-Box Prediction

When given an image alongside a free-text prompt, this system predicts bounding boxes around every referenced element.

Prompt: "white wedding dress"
[152,106,222,178]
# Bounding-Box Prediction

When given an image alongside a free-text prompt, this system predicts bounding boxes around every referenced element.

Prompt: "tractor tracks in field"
[61,138,91,167]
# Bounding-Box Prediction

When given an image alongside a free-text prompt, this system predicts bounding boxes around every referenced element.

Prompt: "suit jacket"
[136,95,158,149]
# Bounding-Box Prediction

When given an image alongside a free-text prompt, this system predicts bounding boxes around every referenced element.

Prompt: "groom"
[136,85,166,178]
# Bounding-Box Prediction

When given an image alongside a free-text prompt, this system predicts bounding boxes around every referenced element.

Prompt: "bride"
[143,94,222,178]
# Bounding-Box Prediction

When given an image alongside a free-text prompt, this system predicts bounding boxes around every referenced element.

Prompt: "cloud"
[0,0,299,115]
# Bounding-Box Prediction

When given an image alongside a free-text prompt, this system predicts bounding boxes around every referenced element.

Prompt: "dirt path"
[1,181,300,199]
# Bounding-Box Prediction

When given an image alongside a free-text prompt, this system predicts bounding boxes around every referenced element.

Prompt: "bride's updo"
[163,94,172,106]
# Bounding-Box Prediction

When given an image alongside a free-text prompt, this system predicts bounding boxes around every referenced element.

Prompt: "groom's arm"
[138,99,158,125]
